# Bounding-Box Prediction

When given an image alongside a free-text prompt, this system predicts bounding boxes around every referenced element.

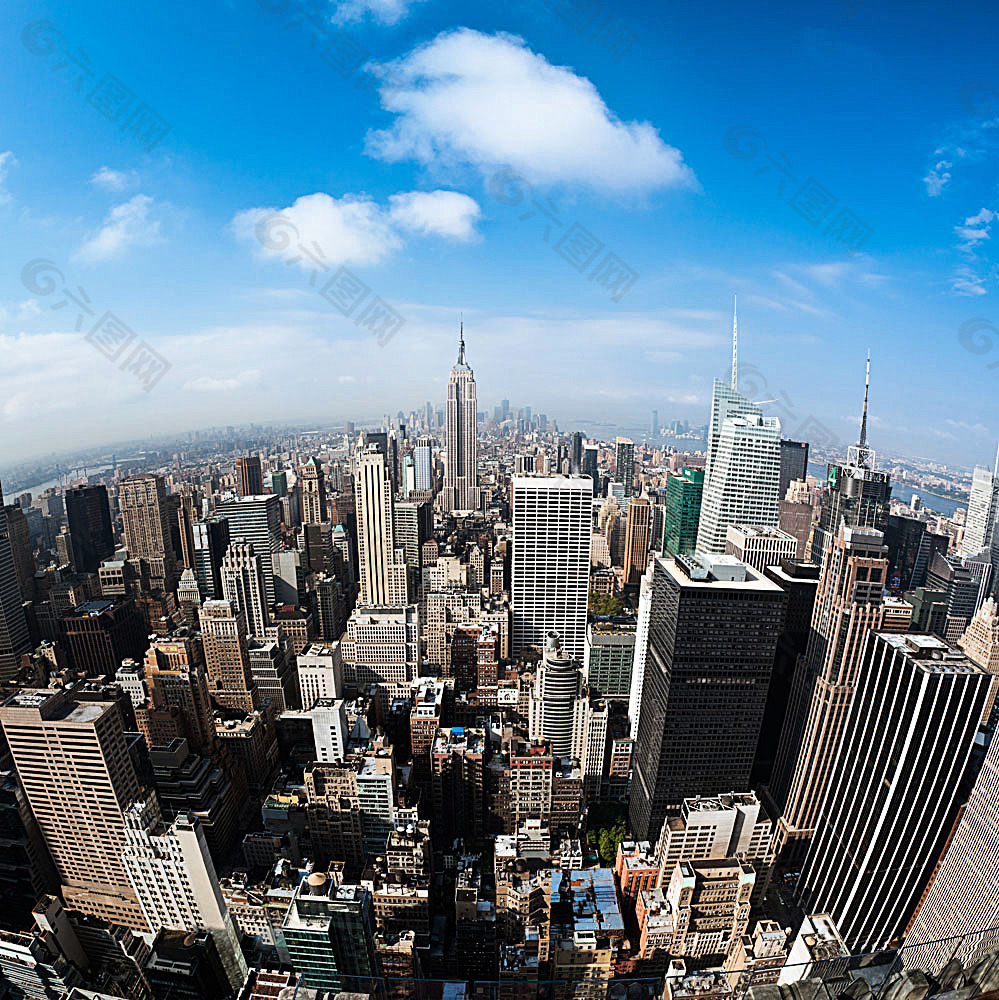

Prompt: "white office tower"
[528,632,587,758]
[220,542,270,638]
[962,451,999,555]
[297,643,343,709]
[340,605,419,685]
[443,324,480,513]
[798,632,992,953]
[511,475,592,661]
[312,698,349,762]
[356,447,409,606]
[122,798,248,992]
[653,792,774,900]
[628,560,655,739]
[696,302,781,554]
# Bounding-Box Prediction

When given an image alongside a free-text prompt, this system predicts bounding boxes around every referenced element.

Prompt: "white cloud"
[951,208,997,295]
[955,207,996,249]
[365,29,697,194]
[233,189,481,270]
[331,0,423,25]
[0,151,17,205]
[90,166,138,192]
[338,375,357,383]
[952,267,988,296]
[388,190,481,240]
[923,160,951,196]
[184,369,262,392]
[75,194,162,263]
[233,193,402,269]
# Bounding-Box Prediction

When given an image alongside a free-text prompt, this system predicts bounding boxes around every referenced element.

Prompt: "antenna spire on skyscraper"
[458,313,465,366]
[859,350,871,451]
[730,294,738,391]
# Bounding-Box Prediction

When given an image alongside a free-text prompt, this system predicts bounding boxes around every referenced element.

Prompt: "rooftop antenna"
[848,350,875,470]
[458,312,465,366]
[858,349,871,451]
[730,294,738,391]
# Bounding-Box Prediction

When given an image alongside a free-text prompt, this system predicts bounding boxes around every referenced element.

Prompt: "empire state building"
[443,323,480,512]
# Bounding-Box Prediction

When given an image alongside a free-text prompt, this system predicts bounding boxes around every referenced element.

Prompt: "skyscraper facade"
[810,357,891,565]
[235,455,263,497]
[663,468,704,557]
[615,438,635,497]
[200,599,258,713]
[0,484,31,681]
[64,485,114,574]
[192,516,230,600]
[767,526,904,861]
[779,439,809,499]
[220,542,271,638]
[511,475,592,661]
[214,494,281,605]
[582,445,599,497]
[696,379,781,555]
[414,436,433,493]
[962,455,999,555]
[355,447,408,607]
[443,327,480,513]
[119,473,179,592]
[797,632,991,952]
[629,554,786,844]
[623,496,652,586]
[299,456,328,525]
[0,688,147,929]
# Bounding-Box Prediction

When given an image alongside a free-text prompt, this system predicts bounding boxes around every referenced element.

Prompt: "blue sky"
[1,0,998,466]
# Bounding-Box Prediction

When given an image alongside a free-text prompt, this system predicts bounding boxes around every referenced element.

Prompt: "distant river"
[807,461,965,518]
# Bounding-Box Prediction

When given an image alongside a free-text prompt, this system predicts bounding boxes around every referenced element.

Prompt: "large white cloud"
[232,189,481,270]
[365,29,697,194]
[388,190,481,240]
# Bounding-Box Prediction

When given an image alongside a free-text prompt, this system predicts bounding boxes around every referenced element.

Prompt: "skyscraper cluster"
[0,312,996,1000]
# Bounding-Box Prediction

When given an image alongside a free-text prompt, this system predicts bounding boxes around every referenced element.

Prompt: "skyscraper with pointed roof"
[809,353,891,565]
[695,299,782,554]
[443,321,480,513]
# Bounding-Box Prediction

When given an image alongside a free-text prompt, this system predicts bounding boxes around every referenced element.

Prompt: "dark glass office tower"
[65,485,114,574]
[629,553,786,844]
[779,439,809,498]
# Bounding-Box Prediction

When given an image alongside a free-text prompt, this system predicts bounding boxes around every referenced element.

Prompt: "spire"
[458,313,465,366]
[730,294,738,391]
[858,350,871,451]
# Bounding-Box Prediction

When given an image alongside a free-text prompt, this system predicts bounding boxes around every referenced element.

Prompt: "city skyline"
[2,3,999,997]
[2,0,998,465]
